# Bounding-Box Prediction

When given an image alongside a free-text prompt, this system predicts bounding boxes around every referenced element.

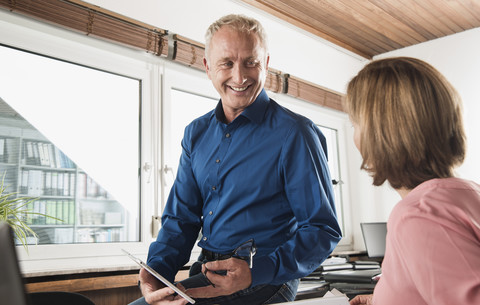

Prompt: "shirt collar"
[213,89,270,124]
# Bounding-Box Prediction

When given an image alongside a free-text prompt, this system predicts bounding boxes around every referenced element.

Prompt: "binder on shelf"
[69,173,75,196]
[21,141,26,165]
[32,201,40,225]
[63,200,71,225]
[35,200,47,225]
[54,146,62,168]
[20,170,28,194]
[77,173,86,198]
[40,143,50,167]
[56,201,63,224]
[51,172,58,196]
[25,201,35,225]
[63,173,69,196]
[32,142,41,165]
[44,171,52,195]
[0,138,5,162]
[27,170,43,196]
[5,138,18,164]
[53,146,74,168]
[47,143,56,168]
[68,200,75,225]
[38,142,46,166]
[45,201,55,225]
[57,172,64,197]
[25,141,34,165]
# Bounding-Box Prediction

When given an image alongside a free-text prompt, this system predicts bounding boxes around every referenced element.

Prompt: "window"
[318,125,346,237]
[0,44,140,245]
[0,12,155,272]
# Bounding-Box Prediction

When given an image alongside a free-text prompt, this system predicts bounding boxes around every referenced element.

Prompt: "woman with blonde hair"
[346,57,480,305]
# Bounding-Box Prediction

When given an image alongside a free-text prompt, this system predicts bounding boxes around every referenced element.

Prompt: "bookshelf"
[0,118,128,245]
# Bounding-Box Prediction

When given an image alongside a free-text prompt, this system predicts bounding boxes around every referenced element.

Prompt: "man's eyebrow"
[217,56,232,63]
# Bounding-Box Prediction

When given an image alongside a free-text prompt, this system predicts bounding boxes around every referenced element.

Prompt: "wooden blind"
[285,75,344,112]
[265,68,284,94]
[0,0,168,56]
[0,0,344,112]
[172,34,205,70]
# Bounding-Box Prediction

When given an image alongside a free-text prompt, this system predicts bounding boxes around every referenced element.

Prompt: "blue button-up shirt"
[147,89,341,286]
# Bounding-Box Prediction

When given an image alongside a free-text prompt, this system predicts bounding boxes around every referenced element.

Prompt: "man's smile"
[229,85,249,92]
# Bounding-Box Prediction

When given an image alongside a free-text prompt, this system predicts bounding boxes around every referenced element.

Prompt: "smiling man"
[203,20,268,124]
[131,14,341,305]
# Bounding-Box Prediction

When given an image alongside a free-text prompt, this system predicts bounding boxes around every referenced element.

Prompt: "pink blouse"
[373,178,480,305]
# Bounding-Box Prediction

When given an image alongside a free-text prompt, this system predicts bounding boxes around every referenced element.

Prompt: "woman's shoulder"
[391,177,480,237]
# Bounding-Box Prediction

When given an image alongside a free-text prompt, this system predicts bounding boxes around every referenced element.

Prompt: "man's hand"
[349,294,373,305]
[138,268,189,305]
[186,258,252,298]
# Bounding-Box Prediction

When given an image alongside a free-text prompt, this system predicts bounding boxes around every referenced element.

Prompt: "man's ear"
[203,57,210,78]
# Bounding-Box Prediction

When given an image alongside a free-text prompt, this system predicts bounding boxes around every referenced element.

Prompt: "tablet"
[122,249,195,304]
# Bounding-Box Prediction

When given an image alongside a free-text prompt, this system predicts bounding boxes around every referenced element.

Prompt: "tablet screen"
[122,249,195,304]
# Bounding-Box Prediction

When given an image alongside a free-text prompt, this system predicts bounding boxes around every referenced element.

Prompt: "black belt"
[201,249,233,261]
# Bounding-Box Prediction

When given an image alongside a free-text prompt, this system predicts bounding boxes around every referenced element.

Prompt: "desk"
[24,268,190,305]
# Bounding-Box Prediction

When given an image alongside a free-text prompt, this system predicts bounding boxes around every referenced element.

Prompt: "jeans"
[128,278,299,305]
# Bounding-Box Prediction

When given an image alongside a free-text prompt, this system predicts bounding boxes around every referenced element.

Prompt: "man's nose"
[231,64,247,84]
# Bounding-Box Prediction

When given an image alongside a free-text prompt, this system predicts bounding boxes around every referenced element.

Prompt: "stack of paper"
[278,289,349,305]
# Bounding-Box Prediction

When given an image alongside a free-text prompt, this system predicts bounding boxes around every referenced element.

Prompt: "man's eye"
[222,62,233,67]
[246,61,257,67]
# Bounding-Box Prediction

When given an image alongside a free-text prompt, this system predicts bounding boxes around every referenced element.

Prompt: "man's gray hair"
[204,14,269,60]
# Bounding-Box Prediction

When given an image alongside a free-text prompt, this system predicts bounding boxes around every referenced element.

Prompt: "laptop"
[322,223,386,285]
[0,222,29,305]
[360,222,387,258]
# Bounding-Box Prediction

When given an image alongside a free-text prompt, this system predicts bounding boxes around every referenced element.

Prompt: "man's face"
[204,26,269,122]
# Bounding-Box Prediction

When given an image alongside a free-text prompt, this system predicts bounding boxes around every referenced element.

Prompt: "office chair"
[29,291,95,305]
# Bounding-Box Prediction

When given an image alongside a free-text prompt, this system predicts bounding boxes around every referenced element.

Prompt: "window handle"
[143,162,153,183]
[163,165,175,186]
[332,179,344,185]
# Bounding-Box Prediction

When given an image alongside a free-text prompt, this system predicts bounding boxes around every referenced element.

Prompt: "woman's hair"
[204,14,268,60]
[345,57,466,189]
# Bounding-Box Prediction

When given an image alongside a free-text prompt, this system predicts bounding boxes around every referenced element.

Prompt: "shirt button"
[225,133,231,138]
[203,237,207,241]
[212,186,216,191]
[209,211,213,215]
[215,159,220,163]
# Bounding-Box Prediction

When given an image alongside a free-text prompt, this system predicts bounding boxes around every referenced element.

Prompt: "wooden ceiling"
[240,0,480,58]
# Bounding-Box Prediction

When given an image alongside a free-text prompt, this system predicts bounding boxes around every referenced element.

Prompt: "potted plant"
[0,173,57,250]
